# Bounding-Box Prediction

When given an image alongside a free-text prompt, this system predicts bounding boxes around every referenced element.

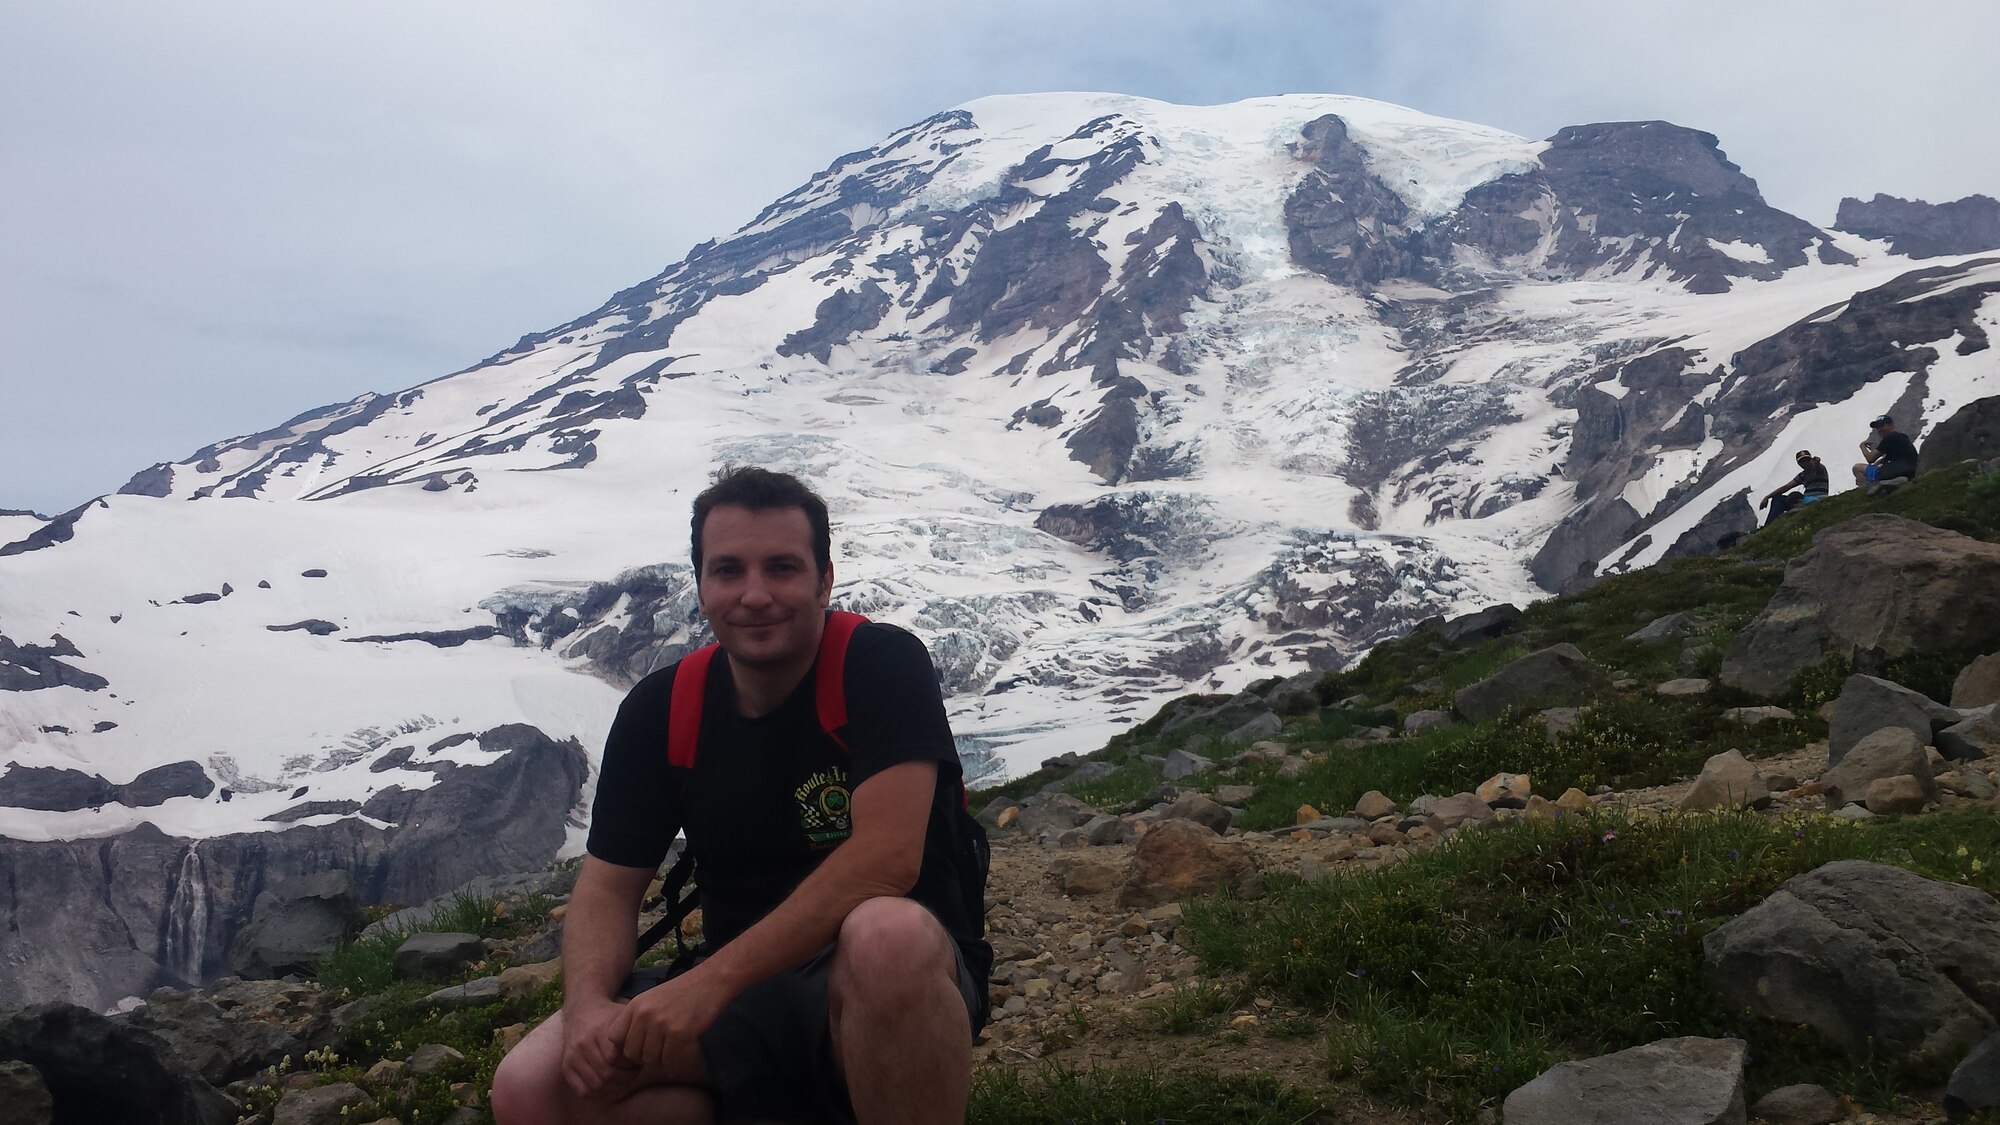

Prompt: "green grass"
[1064,760,1168,808]
[1731,462,2000,559]
[969,1065,1331,1125]
[1180,806,2000,1119]
[1133,978,1248,1035]
[312,889,554,998]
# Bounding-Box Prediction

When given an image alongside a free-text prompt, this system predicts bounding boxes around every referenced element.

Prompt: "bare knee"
[830,897,954,1003]
[491,1013,566,1125]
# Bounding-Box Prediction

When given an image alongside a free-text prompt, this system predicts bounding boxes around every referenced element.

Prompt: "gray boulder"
[227,870,364,980]
[1722,516,2000,696]
[1428,603,1522,646]
[1038,761,1117,795]
[361,868,576,939]
[1939,708,2000,762]
[1222,711,1282,744]
[975,795,1019,829]
[118,762,215,808]
[1014,793,1096,839]
[1827,674,1957,765]
[1955,652,2000,709]
[1703,860,2000,1060]
[117,989,302,1085]
[1403,708,1451,734]
[1679,750,1770,811]
[1748,1084,1843,1125]
[0,1003,237,1125]
[1424,793,1495,830]
[422,975,503,1010]
[1821,727,1935,809]
[1161,748,1215,781]
[393,932,488,981]
[1452,644,1611,722]
[1084,815,1136,846]
[1946,1029,2000,1119]
[1720,705,1795,725]
[1160,793,1233,834]
[1501,1036,1746,1125]
[1627,611,1701,645]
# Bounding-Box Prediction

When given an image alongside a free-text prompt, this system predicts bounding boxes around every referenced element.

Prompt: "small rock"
[1864,774,1929,815]
[1750,1083,1843,1125]
[494,1023,529,1054]
[1228,1014,1260,1030]
[995,806,1020,829]
[1403,709,1451,734]
[1162,747,1216,780]
[1366,822,1406,847]
[498,958,561,999]
[1475,772,1531,804]
[1085,814,1137,846]
[363,1059,409,1087]
[1555,788,1592,813]
[1061,860,1122,897]
[1118,914,1150,938]
[393,932,488,981]
[1953,653,2000,710]
[1539,707,1581,742]
[1295,804,1321,825]
[1425,793,1495,830]
[1832,803,1875,820]
[1276,757,1306,779]
[0,1060,52,1125]
[1023,978,1053,1001]
[1679,749,1772,811]
[1213,784,1257,806]
[1722,705,1796,725]
[274,1082,370,1125]
[1939,710,2000,761]
[1502,1036,1745,1125]
[1941,770,2000,800]
[423,976,503,1010]
[408,1043,466,1076]
[1656,678,1713,697]
[1822,726,1935,809]
[1299,858,1329,882]
[1354,790,1398,820]
[1162,793,1232,833]
[1627,612,1701,644]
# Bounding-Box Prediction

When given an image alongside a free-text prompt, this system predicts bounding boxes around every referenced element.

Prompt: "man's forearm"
[562,885,643,1009]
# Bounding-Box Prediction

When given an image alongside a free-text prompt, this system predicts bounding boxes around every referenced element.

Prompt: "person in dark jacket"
[1759,450,1831,525]
[1853,415,1920,492]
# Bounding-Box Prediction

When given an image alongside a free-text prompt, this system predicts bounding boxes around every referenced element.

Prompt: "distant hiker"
[1853,414,1920,492]
[491,466,989,1125]
[1758,450,1830,525]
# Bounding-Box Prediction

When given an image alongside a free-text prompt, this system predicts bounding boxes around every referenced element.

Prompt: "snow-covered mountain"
[4,92,1998,1007]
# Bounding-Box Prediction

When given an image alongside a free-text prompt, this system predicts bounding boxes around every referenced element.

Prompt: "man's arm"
[558,855,655,1096]
[612,758,938,1069]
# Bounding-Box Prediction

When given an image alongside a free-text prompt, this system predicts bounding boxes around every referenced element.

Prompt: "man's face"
[696,504,833,672]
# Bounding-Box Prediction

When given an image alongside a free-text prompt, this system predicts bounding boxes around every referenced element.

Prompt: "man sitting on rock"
[1759,449,1831,525]
[491,466,989,1125]
[1853,414,1920,493]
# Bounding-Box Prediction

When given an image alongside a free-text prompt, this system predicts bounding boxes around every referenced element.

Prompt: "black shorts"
[618,939,982,1124]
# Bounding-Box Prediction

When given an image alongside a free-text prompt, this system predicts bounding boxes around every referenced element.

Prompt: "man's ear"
[817,561,835,606]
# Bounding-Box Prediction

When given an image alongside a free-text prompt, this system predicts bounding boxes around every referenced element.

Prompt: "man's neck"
[726,652,817,719]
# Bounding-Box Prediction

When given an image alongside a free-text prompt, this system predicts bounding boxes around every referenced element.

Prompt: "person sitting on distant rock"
[1758,450,1830,525]
[1853,414,1920,492]
[490,466,989,1125]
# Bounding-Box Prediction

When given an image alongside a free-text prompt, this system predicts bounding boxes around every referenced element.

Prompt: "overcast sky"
[5,1,1998,515]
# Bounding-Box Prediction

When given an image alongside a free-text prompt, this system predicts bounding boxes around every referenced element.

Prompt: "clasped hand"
[560,969,734,1099]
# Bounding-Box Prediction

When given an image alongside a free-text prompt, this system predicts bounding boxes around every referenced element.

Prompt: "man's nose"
[739,573,774,605]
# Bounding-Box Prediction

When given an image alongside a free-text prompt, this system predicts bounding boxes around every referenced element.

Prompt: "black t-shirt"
[587,621,990,991]
[1876,431,1918,477]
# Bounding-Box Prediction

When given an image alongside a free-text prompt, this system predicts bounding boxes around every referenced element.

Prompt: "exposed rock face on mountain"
[1437,121,1852,293]
[1923,394,2000,473]
[1837,194,2000,259]
[0,726,586,1010]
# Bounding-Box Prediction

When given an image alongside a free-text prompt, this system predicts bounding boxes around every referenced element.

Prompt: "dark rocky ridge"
[1836,194,2000,259]
[0,725,587,1011]
[0,631,109,692]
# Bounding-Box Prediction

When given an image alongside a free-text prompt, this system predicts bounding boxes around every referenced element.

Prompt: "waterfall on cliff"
[163,842,209,981]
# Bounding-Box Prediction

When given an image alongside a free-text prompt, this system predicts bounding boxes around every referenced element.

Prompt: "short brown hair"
[689,466,832,578]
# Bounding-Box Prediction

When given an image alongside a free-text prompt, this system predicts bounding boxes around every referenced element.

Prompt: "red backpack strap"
[815,611,868,750]
[667,644,720,769]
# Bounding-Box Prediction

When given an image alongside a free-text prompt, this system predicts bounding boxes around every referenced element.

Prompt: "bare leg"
[490,1008,715,1125]
[1853,462,1869,486]
[828,898,973,1125]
